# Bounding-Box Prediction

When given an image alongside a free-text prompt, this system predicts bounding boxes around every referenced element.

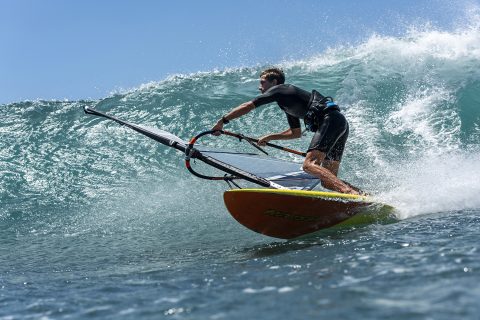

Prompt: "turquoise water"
[2,26,480,319]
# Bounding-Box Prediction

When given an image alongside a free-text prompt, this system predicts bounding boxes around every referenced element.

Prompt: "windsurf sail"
[84,107,320,190]
[84,107,186,152]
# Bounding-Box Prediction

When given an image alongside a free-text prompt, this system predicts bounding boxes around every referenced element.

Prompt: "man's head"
[259,68,285,93]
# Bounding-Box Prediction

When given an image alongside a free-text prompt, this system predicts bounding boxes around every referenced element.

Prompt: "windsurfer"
[211,68,363,195]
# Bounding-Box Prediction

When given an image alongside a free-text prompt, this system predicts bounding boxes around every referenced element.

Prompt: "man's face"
[258,76,277,94]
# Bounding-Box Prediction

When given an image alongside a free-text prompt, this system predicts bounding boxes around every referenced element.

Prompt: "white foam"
[377,152,480,218]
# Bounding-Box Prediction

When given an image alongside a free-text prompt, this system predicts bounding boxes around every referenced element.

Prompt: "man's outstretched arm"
[211,101,256,133]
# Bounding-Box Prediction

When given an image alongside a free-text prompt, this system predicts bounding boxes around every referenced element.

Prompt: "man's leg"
[319,158,340,176]
[303,150,358,194]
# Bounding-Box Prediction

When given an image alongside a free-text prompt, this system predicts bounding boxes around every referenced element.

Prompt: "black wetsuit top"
[251,84,311,129]
[251,84,349,161]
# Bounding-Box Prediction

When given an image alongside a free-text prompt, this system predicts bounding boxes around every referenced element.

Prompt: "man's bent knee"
[302,161,312,174]
[303,150,326,172]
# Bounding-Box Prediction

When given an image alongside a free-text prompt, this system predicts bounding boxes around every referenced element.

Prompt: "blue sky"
[0,0,475,104]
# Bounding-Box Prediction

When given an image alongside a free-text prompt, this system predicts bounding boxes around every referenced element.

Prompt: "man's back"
[252,84,311,119]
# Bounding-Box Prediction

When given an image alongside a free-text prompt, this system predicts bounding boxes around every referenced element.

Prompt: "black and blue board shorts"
[307,110,349,161]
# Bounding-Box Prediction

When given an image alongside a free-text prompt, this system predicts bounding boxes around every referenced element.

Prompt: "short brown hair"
[260,68,285,84]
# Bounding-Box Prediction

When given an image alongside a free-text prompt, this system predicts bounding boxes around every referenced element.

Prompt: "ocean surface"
[2,25,480,319]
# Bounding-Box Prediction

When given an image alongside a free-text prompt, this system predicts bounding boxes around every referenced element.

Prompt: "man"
[211,68,361,195]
